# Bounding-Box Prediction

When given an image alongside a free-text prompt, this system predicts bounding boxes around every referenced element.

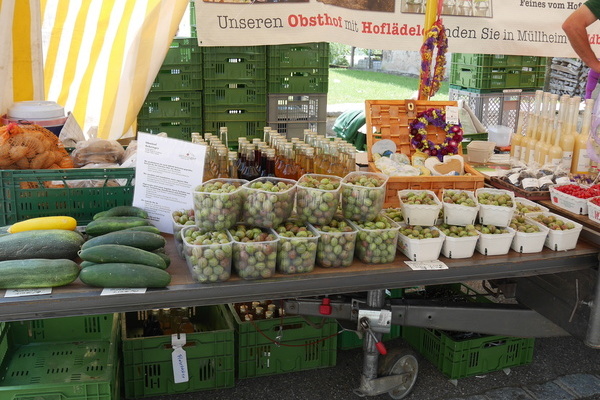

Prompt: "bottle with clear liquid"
[561,96,579,169]
[228,151,239,179]
[510,111,525,160]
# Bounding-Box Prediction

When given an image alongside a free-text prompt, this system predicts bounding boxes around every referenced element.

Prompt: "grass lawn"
[328,68,450,105]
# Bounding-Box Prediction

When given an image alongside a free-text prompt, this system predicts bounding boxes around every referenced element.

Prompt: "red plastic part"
[319,298,332,315]
[375,341,387,355]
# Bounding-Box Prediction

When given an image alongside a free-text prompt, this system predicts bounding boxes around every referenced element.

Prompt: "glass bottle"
[262,149,276,177]
[219,126,229,148]
[241,144,260,181]
[216,146,229,178]
[277,143,298,179]
[326,141,340,176]
[303,146,315,174]
[228,151,239,179]
[237,141,248,177]
[345,145,357,175]
[159,308,172,335]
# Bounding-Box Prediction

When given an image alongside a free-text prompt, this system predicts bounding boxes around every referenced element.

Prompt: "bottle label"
[562,151,573,169]
[521,177,539,189]
[529,149,536,163]
[513,145,521,160]
[575,149,592,173]
[508,173,520,185]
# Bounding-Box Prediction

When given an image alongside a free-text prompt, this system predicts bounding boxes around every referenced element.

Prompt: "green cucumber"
[0,259,79,288]
[101,205,149,219]
[92,210,109,220]
[79,263,171,288]
[81,230,166,251]
[152,250,171,268]
[79,244,167,269]
[85,217,150,236]
[0,229,84,261]
[123,225,161,234]
[80,261,97,269]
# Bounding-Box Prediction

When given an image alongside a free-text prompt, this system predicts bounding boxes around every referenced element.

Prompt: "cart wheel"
[378,347,419,400]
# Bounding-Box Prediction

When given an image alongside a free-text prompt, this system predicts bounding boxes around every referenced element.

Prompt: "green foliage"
[329,42,351,66]
[328,68,449,104]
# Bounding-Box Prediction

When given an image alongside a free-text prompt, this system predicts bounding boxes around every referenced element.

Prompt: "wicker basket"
[365,100,485,208]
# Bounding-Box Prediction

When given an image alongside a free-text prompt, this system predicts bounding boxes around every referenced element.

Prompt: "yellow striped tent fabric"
[2,0,189,140]
[0,0,45,116]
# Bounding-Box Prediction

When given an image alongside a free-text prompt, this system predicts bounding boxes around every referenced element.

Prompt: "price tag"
[101,288,147,296]
[404,260,448,270]
[5,288,52,297]
[171,333,189,383]
[445,106,460,125]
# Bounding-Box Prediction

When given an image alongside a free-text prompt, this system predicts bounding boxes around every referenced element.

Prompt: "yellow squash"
[8,216,78,233]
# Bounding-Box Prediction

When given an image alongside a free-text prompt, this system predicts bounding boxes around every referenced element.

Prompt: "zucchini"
[92,210,109,220]
[0,230,84,261]
[152,250,171,268]
[81,230,166,251]
[79,244,167,269]
[85,217,150,236]
[101,205,149,219]
[123,225,161,234]
[8,216,77,233]
[79,263,171,288]
[80,261,97,269]
[0,259,79,289]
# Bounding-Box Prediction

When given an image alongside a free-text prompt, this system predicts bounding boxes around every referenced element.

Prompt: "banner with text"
[195,0,600,58]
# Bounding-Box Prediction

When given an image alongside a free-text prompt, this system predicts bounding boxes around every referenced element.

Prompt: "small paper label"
[521,177,539,189]
[404,260,449,270]
[171,334,189,383]
[101,288,147,296]
[555,176,571,185]
[445,106,460,125]
[538,176,553,186]
[5,288,52,297]
[508,173,520,185]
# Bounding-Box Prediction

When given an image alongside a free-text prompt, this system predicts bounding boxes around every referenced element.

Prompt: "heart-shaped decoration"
[424,155,464,176]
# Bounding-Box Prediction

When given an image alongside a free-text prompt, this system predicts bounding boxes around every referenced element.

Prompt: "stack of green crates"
[121,305,235,399]
[0,314,121,400]
[450,53,547,91]
[267,43,329,139]
[137,38,203,141]
[228,303,337,379]
[402,284,535,380]
[202,46,268,145]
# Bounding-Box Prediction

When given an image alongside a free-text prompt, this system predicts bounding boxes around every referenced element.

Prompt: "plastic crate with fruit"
[365,100,485,208]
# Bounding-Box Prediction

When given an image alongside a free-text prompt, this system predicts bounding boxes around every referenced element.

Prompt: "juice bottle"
[571,98,594,174]
[510,111,525,160]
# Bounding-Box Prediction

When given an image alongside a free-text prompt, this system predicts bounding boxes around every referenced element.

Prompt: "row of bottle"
[192,128,357,182]
[233,300,285,321]
[142,307,197,337]
[509,90,596,174]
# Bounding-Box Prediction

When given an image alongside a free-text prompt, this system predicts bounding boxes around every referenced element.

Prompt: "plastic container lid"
[8,101,65,120]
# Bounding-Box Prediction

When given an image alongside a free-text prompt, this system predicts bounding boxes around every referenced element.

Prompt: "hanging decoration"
[409,107,463,161]
[418,18,448,100]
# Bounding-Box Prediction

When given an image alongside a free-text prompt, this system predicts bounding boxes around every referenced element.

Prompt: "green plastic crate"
[0,314,120,400]
[402,284,535,380]
[202,120,264,146]
[268,66,329,94]
[137,116,202,141]
[268,42,329,69]
[228,304,337,379]
[121,305,235,398]
[150,65,202,92]
[450,64,545,90]
[163,38,202,66]
[451,53,547,68]
[268,121,326,140]
[0,168,135,226]
[139,91,202,119]
[203,80,267,106]
[202,46,267,81]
